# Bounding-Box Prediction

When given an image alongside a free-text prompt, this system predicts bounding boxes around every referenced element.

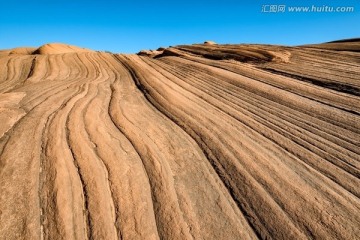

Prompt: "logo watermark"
[261,5,355,13]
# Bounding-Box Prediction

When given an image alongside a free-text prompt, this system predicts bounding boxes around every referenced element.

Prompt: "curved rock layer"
[0,41,359,239]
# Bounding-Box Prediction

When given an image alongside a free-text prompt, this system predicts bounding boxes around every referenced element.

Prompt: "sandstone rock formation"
[137,49,163,58]
[0,41,359,239]
[204,40,217,45]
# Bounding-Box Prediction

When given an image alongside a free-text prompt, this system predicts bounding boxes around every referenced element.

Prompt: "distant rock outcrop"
[204,40,217,45]
[137,49,163,58]
[0,47,36,57]
[32,43,93,55]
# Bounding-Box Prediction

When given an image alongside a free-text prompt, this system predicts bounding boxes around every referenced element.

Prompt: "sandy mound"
[32,43,93,55]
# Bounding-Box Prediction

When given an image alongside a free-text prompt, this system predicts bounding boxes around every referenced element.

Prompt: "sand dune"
[0,41,359,239]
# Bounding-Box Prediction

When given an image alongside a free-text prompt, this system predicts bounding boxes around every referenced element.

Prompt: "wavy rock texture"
[0,41,359,240]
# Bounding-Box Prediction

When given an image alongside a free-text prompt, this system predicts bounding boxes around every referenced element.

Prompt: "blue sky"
[0,0,359,53]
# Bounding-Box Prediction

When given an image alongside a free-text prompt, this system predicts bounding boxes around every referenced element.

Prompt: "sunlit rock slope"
[0,40,359,239]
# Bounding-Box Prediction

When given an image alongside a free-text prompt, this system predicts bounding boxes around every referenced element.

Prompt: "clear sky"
[0,0,359,53]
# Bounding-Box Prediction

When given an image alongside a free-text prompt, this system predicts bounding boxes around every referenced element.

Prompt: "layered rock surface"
[0,41,359,239]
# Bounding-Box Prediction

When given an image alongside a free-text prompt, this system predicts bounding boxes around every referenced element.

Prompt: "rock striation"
[0,41,359,239]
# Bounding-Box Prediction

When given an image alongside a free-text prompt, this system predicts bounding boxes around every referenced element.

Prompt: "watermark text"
[261,5,355,13]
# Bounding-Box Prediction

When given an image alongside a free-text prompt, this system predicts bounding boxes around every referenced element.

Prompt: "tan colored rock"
[137,49,163,58]
[32,43,93,55]
[204,40,217,45]
[0,40,359,239]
